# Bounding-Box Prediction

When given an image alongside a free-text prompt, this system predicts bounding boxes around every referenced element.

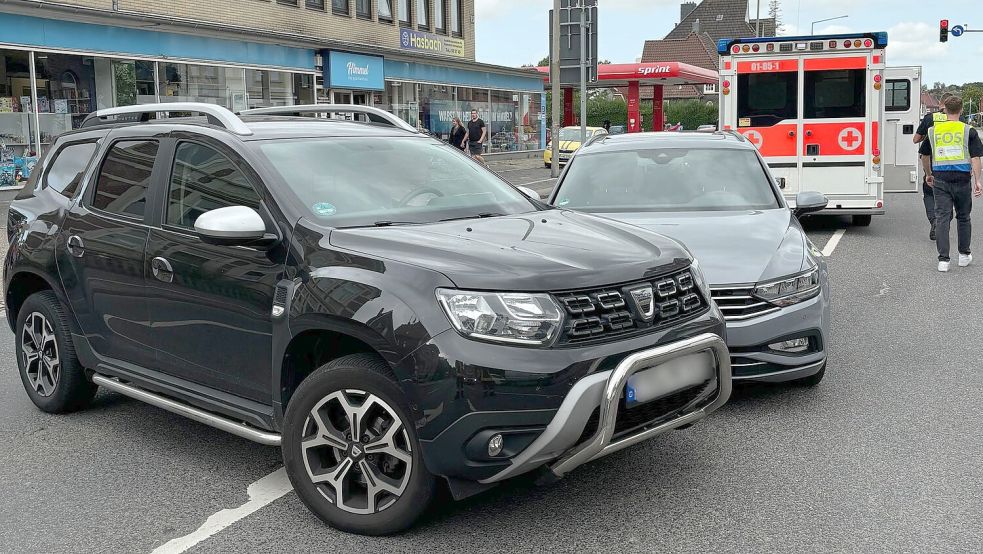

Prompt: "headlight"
[436,289,563,345]
[753,267,820,307]
[689,258,711,298]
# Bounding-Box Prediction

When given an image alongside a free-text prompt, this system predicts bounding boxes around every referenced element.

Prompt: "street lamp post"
[811,15,848,35]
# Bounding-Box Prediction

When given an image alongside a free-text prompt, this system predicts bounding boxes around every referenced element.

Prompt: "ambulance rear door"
[882,66,922,192]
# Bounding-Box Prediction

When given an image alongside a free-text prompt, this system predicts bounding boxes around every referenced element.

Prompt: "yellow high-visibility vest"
[929,120,971,172]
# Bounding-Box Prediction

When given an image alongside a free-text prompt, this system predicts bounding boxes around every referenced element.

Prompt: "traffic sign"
[951,25,965,37]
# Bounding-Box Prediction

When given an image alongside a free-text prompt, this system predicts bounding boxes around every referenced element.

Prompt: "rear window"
[737,72,797,127]
[44,141,98,198]
[554,148,780,212]
[804,69,866,119]
[885,79,911,112]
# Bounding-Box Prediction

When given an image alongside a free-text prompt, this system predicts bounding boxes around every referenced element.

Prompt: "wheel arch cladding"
[6,270,56,331]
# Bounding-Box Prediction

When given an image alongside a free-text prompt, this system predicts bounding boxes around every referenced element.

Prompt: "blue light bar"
[717,32,888,54]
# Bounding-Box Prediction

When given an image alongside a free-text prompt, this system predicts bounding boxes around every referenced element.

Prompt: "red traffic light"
[940,19,949,29]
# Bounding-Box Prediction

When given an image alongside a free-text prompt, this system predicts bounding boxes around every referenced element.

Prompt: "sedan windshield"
[554,147,780,212]
[558,128,593,141]
[256,137,538,227]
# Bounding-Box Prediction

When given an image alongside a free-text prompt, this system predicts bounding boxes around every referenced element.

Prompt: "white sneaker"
[939,261,951,272]
[959,254,973,267]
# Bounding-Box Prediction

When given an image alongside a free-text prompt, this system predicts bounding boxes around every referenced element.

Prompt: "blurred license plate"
[625,351,714,407]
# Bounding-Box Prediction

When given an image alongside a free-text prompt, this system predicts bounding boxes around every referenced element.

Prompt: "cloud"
[886,21,949,63]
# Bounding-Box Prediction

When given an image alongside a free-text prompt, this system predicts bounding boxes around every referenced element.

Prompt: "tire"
[794,362,826,386]
[852,214,872,227]
[282,354,436,535]
[15,291,97,413]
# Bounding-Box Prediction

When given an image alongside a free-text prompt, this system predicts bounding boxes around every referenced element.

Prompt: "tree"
[767,0,783,34]
[537,56,550,67]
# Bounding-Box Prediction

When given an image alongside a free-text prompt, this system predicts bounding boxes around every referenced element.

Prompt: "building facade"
[0,0,544,159]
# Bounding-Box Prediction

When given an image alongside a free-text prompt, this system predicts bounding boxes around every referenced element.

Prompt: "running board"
[91,374,282,446]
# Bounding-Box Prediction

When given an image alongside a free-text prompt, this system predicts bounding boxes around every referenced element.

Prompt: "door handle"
[66,235,85,258]
[151,256,174,283]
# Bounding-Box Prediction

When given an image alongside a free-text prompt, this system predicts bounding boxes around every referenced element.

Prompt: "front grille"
[710,286,779,321]
[553,267,707,344]
[575,380,712,445]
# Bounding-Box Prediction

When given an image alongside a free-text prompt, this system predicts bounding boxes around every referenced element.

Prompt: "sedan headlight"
[690,258,711,298]
[436,289,564,345]
[753,267,820,307]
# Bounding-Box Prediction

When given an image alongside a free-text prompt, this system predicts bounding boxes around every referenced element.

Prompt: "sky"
[475,0,982,87]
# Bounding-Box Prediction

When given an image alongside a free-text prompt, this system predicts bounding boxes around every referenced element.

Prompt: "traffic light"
[940,19,949,42]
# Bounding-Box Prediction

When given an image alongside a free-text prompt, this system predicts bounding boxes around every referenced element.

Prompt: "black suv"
[5,103,731,535]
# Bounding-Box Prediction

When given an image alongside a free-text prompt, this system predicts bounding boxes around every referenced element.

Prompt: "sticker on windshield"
[557,198,570,207]
[312,202,337,216]
[738,117,751,127]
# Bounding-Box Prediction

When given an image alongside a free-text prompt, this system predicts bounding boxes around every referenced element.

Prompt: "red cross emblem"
[838,128,862,151]
[743,130,763,149]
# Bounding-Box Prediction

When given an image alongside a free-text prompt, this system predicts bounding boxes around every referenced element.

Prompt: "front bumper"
[481,333,730,483]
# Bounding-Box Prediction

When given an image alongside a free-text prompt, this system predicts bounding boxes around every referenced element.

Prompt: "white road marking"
[822,229,847,257]
[515,178,556,186]
[151,468,293,554]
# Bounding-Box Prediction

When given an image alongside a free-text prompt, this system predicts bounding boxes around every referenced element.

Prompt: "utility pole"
[755,0,761,37]
[551,0,561,178]
[579,0,587,144]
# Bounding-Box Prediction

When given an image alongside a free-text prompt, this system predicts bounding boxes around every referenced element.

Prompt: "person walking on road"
[915,107,949,240]
[920,95,983,272]
[464,109,487,165]
[449,117,467,152]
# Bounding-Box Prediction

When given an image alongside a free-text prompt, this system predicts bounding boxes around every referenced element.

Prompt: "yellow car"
[544,126,608,168]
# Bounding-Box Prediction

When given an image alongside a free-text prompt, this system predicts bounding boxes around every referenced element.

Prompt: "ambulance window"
[737,72,797,127]
[885,79,911,112]
[804,69,866,119]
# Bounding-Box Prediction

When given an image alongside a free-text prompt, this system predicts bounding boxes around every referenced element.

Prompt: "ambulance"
[717,33,893,226]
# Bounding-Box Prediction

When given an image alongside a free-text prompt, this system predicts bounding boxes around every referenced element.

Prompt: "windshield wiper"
[439,212,504,222]
[370,220,421,227]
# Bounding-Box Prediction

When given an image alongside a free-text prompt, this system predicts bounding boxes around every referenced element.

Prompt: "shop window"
[356,0,371,18]
[246,69,296,109]
[160,63,247,111]
[885,79,911,112]
[398,0,411,27]
[306,0,324,9]
[330,0,348,14]
[804,69,865,119]
[737,72,797,127]
[450,0,462,36]
[43,141,97,198]
[167,142,261,229]
[0,49,38,157]
[92,140,158,219]
[379,0,393,21]
[434,0,445,33]
[34,53,96,148]
[417,0,429,30]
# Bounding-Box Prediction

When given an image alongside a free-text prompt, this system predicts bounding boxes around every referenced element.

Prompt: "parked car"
[544,126,607,168]
[608,125,627,135]
[549,131,830,385]
[5,103,731,535]
[695,124,717,132]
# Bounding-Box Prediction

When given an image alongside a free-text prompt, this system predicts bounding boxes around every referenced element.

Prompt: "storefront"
[322,44,545,153]
[0,12,316,160]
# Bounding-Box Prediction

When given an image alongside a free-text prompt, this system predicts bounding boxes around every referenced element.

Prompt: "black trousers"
[923,181,936,224]
[933,177,973,261]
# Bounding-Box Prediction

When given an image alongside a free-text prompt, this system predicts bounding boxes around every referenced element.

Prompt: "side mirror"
[793,191,828,218]
[516,185,542,201]
[194,206,276,247]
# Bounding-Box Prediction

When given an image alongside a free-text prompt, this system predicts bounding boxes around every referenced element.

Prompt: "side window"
[737,72,798,127]
[43,142,98,198]
[804,69,866,119]
[885,79,911,112]
[92,140,158,218]
[166,142,261,230]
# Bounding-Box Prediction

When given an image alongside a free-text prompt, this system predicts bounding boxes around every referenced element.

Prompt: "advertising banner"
[326,51,385,91]
[399,29,466,59]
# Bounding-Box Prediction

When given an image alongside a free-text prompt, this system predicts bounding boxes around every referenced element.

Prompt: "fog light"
[488,434,504,457]
[770,338,810,353]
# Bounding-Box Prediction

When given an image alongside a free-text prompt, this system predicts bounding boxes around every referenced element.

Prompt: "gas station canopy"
[533,62,718,87]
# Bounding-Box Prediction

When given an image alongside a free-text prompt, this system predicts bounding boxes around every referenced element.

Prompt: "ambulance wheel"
[852,215,872,227]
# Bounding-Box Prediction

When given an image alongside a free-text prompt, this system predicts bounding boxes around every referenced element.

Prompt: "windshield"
[256,137,537,227]
[558,128,594,142]
[554,148,780,212]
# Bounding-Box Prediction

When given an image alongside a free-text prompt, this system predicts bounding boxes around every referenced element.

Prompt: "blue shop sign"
[327,51,385,91]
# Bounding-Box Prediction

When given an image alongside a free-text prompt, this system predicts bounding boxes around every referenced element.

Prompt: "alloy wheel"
[301,389,413,515]
[21,312,59,397]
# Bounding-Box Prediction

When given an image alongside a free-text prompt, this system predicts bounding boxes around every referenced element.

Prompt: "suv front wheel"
[15,291,97,413]
[282,354,436,535]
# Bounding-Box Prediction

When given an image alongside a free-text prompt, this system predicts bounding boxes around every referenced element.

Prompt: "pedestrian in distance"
[914,106,949,240]
[463,109,487,166]
[920,95,983,272]
[449,117,467,152]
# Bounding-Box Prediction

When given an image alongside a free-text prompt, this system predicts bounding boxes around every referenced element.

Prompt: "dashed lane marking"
[822,229,847,257]
[515,178,556,186]
[151,468,292,554]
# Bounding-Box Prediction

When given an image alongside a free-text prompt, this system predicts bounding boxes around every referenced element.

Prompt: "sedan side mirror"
[793,191,828,218]
[516,185,542,201]
[195,206,277,247]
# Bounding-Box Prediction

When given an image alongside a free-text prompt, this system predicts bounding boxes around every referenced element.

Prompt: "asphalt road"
[3,182,983,552]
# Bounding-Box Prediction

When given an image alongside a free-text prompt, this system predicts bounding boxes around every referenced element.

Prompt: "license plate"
[625,351,715,407]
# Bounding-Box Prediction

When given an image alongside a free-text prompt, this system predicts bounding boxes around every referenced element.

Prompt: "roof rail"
[583,132,607,148]
[718,129,747,142]
[238,104,419,133]
[80,103,253,135]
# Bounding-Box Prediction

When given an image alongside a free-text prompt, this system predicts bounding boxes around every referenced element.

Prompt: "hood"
[329,210,692,291]
[596,209,808,285]
[549,140,583,151]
